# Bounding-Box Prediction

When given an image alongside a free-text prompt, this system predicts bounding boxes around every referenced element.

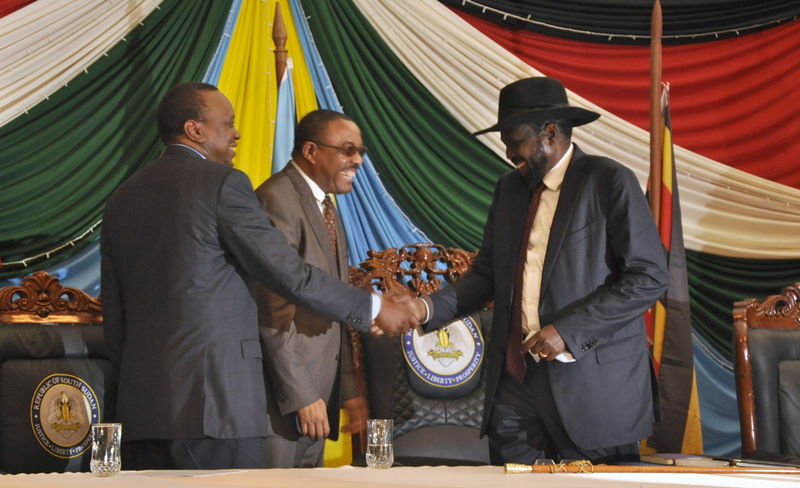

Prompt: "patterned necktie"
[322,195,339,266]
[506,183,546,384]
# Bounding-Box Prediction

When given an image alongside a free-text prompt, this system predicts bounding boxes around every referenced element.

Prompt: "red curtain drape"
[455,10,800,189]
[0,0,35,17]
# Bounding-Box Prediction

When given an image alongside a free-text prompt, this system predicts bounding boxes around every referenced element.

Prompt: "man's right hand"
[408,296,427,324]
[372,294,419,337]
[297,398,330,439]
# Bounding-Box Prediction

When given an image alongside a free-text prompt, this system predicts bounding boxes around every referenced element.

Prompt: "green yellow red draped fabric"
[1,0,800,459]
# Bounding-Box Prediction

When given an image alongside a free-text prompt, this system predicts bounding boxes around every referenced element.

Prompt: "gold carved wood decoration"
[349,244,476,297]
[0,271,102,323]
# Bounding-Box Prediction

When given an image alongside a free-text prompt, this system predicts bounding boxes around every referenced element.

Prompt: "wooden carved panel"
[349,244,476,297]
[745,283,800,328]
[0,271,102,323]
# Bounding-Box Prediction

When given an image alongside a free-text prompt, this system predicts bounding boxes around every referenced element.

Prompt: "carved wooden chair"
[733,283,800,458]
[0,271,113,473]
[348,244,491,465]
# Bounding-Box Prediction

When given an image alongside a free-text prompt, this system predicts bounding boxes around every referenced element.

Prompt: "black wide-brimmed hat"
[473,77,600,135]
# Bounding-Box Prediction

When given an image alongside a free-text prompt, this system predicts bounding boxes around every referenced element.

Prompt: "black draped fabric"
[439,0,800,44]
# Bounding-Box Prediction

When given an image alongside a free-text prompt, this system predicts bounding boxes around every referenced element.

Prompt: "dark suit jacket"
[425,145,669,449]
[254,164,357,441]
[101,146,371,441]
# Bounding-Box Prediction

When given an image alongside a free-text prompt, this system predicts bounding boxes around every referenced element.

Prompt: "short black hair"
[156,82,219,144]
[292,109,354,156]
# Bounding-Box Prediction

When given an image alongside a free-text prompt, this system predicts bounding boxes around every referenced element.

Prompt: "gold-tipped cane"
[505,460,800,475]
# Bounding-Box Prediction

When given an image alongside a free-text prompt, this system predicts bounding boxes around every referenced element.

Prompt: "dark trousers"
[122,437,266,470]
[263,433,325,468]
[487,356,639,465]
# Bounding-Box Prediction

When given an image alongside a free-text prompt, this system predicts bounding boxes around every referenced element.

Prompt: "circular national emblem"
[402,315,484,388]
[30,373,100,458]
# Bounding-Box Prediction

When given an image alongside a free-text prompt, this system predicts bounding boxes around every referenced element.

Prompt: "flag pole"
[273,3,288,88]
[649,0,663,225]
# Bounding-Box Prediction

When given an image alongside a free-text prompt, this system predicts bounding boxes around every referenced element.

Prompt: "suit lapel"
[284,165,339,274]
[498,173,534,311]
[540,147,589,293]
[332,203,349,280]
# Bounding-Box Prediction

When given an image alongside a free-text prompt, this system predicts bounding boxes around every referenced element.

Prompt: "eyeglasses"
[311,140,368,157]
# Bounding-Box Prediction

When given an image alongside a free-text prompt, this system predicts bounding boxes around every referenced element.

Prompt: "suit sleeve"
[100,224,125,376]
[425,183,499,330]
[255,186,300,334]
[257,184,322,415]
[216,170,372,332]
[553,166,669,359]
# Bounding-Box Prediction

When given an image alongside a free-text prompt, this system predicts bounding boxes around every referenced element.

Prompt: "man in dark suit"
[413,77,669,465]
[101,83,415,470]
[254,110,368,467]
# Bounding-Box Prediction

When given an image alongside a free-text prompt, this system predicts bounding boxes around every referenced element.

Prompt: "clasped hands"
[371,290,427,337]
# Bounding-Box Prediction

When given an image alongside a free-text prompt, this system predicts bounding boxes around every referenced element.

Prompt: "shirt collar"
[168,144,207,159]
[290,160,327,204]
[543,143,574,191]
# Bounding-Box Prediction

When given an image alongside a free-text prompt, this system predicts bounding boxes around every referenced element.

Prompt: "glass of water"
[366,419,393,468]
[90,423,122,476]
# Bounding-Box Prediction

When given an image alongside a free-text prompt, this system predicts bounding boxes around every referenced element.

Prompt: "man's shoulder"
[572,146,626,171]
[575,153,621,167]
[571,150,634,183]
[133,149,235,180]
[255,167,293,196]
[108,151,242,207]
[255,167,310,208]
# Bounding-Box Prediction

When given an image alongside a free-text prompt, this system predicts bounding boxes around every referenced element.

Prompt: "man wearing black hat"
[414,77,668,464]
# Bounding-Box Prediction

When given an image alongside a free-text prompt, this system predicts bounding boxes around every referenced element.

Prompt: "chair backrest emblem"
[402,315,484,388]
[30,373,100,458]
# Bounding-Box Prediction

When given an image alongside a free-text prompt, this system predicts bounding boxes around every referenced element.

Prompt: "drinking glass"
[366,419,393,468]
[90,423,121,476]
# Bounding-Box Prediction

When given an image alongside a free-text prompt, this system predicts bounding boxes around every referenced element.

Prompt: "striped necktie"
[506,183,545,384]
[322,195,339,268]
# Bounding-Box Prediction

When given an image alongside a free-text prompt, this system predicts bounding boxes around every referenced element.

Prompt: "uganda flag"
[645,85,704,454]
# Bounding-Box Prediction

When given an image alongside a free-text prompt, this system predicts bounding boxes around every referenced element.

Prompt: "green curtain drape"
[0,0,232,278]
[301,0,508,250]
[687,249,800,360]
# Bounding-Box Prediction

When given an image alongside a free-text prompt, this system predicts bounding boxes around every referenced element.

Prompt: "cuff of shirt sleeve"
[417,297,431,324]
[370,293,381,321]
[419,295,433,324]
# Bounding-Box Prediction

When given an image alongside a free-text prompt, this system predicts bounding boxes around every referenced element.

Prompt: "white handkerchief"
[524,331,576,363]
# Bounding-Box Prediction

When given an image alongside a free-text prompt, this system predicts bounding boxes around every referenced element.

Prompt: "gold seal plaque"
[30,373,100,458]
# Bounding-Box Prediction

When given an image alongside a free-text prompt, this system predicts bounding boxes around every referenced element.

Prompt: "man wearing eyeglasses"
[254,110,369,467]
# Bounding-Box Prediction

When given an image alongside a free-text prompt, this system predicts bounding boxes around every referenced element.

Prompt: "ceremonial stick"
[505,461,800,475]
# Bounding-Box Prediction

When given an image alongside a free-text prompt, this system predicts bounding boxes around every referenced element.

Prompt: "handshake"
[371,291,428,337]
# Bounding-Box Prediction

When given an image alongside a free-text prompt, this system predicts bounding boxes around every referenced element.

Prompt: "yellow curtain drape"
[217,0,277,186]
[215,0,318,187]
[217,0,350,465]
